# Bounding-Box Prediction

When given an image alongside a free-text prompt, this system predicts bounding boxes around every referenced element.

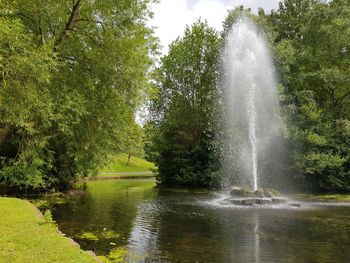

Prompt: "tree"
[142,121,160,163]
[222,1,350,191]
[121,121,144,165]
[150,21,221,187]
[0,15,54,189]
[271,0,350,191]
[222,6,275,44]
[0,0,157,190]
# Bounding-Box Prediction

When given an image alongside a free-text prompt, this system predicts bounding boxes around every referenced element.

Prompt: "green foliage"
[273,0,350,191]
[42,210,57,227]
[76,232,99,241]
[120,121,144,165]
[0,0,157,190]
[98,247,128,263]
[0,13,54,189]
[142,121,160,163]
[107,247,128,263]
[1,0,349,193]
[150,0,350,191]
[222,5,254,36]
[222,6,276,45]
[150,21,221,188]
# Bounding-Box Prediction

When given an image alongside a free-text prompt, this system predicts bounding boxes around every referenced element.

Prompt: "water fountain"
[219,17,297,207]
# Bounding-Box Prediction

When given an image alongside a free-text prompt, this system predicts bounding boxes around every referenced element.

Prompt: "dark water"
[48,179,350,263]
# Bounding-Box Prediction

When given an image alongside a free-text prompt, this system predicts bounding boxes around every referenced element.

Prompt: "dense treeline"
[271,0,350,191]
[0,0,156,190]
[1,0,349,192]
[148,0,350,191]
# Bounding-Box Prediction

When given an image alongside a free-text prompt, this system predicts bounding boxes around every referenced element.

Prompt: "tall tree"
[0,15,54,189]
[272,0,350,191]
[0,0,157,189]
[151,21,221,187]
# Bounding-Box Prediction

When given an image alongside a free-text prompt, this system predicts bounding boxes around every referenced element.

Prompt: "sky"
[138,0,281,124]
[149,0,281,54]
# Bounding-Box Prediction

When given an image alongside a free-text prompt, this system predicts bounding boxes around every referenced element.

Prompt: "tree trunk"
[53,0,83,51]
[0,127,11,146]
[127,154,131,166]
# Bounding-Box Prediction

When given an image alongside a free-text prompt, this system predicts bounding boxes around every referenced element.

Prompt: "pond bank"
[84,171,155,181]
[295,194,350,202]
[0,197,98,263]
[85,175,155,181]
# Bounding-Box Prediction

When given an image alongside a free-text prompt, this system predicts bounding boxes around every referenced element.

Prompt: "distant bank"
[87,153,156,180]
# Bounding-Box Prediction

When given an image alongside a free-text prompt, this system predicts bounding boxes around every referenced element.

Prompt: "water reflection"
[254,213,260,263]
[51,180,350,263]
[127,201,161,261]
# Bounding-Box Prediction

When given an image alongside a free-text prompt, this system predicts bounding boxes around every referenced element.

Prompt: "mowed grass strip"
[99,153,156,174]
[0,198,97,263]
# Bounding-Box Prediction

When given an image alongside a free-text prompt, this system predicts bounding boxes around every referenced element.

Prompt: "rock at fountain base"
[222,197,288,206]
[230,187,279,198]
[221,187,299,207]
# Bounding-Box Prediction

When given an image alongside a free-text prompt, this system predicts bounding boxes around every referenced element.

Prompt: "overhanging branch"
[53,0,83,52]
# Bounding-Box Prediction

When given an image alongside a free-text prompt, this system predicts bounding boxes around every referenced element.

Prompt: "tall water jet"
[221,17,282,192]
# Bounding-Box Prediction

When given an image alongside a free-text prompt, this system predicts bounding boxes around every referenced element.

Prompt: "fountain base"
[221,197,288,206]
[219,187,300,208]
[230,187,279,198]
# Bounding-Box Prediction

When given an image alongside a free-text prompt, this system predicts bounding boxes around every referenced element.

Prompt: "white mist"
[222,17,281,191]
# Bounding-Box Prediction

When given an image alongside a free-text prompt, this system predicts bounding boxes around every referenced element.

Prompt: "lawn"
[0,198,97,263]
[99,153,156,174]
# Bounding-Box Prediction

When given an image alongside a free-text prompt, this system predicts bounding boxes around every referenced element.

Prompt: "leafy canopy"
[0,0,157,190]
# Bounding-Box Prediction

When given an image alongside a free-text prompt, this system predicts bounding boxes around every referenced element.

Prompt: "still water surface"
[50,179,350,263]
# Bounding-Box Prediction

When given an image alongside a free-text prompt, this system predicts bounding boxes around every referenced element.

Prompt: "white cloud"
[190,0,228,30]
[149,0,227,54]
[149,0,188,54]
[149,0,280,54]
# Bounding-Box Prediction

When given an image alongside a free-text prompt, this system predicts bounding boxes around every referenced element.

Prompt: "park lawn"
[0,198,97,263]
[99,153,156,174]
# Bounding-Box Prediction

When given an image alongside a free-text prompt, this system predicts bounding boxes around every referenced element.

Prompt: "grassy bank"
[296,194,350,202]
[0,198,97,263]
[98,153,156,177]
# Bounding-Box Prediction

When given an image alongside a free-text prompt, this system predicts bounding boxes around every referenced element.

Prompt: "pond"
[46,179,350,263]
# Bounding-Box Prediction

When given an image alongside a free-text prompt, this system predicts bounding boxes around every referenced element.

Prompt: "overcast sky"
[149,0,281,54]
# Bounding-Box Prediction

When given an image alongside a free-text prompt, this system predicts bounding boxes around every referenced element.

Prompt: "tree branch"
[336,90,350,103]
[53,0,83,52]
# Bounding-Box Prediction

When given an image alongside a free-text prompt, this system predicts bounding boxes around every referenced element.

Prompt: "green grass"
[0,198,97,263]
[99,153,156,174]
[296,194,350,202]
[311,194,350,202]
